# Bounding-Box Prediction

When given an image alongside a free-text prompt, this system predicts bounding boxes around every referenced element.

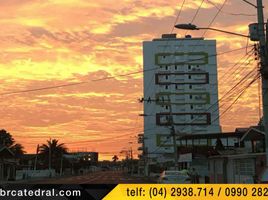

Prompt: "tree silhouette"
[112,155,119,162]
[215,138,225,151]
[0,129,25,157]
[0,129,15,147]
[10,143,25,157]
[39,139,68,171]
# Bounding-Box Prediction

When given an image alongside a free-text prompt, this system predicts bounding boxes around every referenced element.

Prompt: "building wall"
[209,157,256,183]
[143,35,221,160]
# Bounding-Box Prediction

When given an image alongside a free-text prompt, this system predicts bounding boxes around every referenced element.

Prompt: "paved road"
[28,171,155,184]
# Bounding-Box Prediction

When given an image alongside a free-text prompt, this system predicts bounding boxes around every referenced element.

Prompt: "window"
[190,105,193,109]
[191,115,194,120]
[175,65,177,70]
[175,85,178,89]
[189,75,191,79]
[165,75,168,80]
[165,85,168,89]
[190,95,192,99]
[235,159,254,176]
[188,65,191,70]
[189,85,192,89]
[165,66,168,70]
[166,105,169,110]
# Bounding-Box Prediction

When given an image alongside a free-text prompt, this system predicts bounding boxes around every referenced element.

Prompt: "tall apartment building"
[143,34,221,163]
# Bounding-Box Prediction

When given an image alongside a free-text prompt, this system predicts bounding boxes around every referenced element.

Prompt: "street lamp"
[176,1,268,183]
[174,23,249,38]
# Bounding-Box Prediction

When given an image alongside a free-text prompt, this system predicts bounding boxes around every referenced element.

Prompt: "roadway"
[27,170,155,184]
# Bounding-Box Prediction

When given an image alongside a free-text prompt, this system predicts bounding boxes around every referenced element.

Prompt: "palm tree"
[39,139,68,172]
[112,155,119,162]
[10,143,25,157]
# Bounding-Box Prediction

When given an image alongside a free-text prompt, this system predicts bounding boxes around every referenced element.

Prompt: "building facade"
[143,34,221,163]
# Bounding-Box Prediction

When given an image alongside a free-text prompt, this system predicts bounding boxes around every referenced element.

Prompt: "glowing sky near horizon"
[0,0,267,160]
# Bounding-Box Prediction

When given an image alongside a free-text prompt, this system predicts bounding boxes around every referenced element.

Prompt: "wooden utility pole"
[49,138,52,171]
[168,96,178,170]
[255,0,268,181]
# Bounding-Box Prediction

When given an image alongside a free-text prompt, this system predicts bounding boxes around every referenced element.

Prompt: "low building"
[174,126,265,183]
[208,152,265,183]
[65,152,98,163]
[63,152,99,175]
[18,154,36,170]
[208,128,265,183]
[0,145,17,181]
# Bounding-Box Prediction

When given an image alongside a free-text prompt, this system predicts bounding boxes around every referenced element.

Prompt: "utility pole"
[129,143,133,175]
[60,152,63,176]
[49,138,52,171]
[255,0,268,181]
[34,144,39,170]
[168,96,178,170]
[144,147,149,176]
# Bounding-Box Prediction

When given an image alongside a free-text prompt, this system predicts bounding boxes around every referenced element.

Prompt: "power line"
[142,47,253,115]
[219,56,255,94]
[148,62,259,154]
[218,71,259,112]
[190,0,205,23]
[14,47,253,144]
[0,81,88,96]
[216,74,261,121]
[3,47,255,148]
[206,0,256,17]
[171,0,186,33]
[219,64,258,106]
[144,0,187,116]
[0,45,252,97]
[184,0,205,36]
[201,0,228,36]
[218,47,254,81]
[147,0,249,156]
[148,73,259,154]
[14,48,253,148]
[258,68,262,120]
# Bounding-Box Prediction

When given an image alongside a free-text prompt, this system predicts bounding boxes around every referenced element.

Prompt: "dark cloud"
[28,26,57,39]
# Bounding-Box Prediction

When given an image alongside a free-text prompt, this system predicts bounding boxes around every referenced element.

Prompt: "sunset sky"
[0,0,267,160]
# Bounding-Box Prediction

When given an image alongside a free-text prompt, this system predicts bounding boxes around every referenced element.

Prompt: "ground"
[17,170,155,184]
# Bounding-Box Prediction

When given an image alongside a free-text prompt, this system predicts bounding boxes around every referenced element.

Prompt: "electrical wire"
[144,0,250,153]
[218,64,258,107]
[148,60,259,154]
[184,0,205,36]
[145,0,254,156]
[143,0,187,122]
[142,46,253,118]
[0,46,252,97]
[258,67,262,120]
[148,72,259,155]
[216,74,261,121]
[171,0,187,33]
[201,0,228,36]
[218,47,254,81]
[207,0,256,17]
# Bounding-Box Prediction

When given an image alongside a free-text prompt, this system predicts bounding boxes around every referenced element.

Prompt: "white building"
[143,34,221,163]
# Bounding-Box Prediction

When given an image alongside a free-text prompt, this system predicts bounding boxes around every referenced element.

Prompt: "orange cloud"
[0,0,266,159]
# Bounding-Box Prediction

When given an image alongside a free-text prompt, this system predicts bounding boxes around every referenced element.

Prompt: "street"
[26,171,155,184]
